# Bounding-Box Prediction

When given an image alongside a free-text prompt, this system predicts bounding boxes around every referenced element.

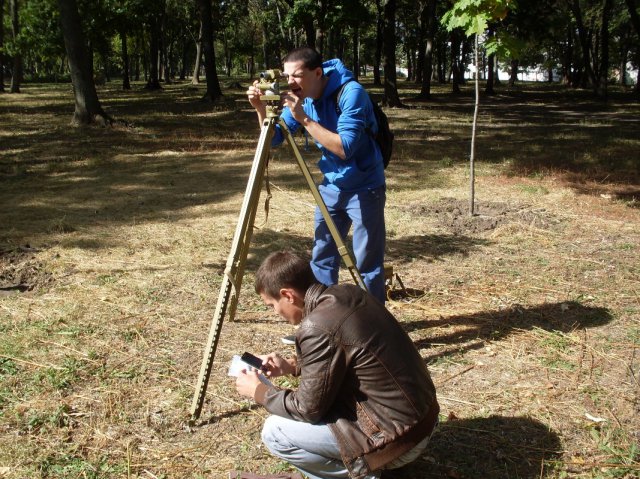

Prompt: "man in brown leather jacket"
[236,251,439,479]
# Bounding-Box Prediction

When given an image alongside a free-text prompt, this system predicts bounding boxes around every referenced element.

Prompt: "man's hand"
[246,80,267,125]
[261,352,297,378]
[282,91,307,124]
[282,91,346,159]
[235,369,262,399]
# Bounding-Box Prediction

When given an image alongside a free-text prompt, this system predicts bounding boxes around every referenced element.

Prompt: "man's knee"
[261,415,288,455]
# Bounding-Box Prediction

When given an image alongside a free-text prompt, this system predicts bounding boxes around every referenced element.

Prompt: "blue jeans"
[261,415,380,479]
[312,185,386,303]
[261,416,435,479]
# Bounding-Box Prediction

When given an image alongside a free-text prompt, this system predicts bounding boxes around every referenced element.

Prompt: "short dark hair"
[282,47,323,71]
[254,251,316,299]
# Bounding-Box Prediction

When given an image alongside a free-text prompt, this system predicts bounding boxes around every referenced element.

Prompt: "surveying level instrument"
[189,72,367,423]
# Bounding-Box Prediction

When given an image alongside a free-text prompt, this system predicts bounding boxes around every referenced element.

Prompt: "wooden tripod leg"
[279,119,368,292]
[189,118,275,423]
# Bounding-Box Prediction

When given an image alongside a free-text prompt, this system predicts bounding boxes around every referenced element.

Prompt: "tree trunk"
[352,25,360,81]
[374,0,383,86]
[596,0,613,98]
[192,21,202,84]
[450,30,461,93]
[562,24,573,85]
[570,0,597,88]
[382,0,402,106]
[121,30,131,90]
[146,14,162,89]
[180,37,188,80]
[416,2,425,85]
[316,0,327,56]
[469,34,480,216]
[625,0,640,37]
[619,41,628,86]
[0,0,5,92]
[485,25,495,94]
[196,0,222,102]
[57,0,111,125]
[302,18,316,50]
[418,0,436,99]
[486,53,495,94]
[10,0,21,93]
[437,38,446,83]
[508,59,518,86]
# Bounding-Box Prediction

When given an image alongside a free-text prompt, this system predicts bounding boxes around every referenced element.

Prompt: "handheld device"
[241,352,265,371]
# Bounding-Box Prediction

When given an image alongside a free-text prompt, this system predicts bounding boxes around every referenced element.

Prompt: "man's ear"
[279,288,296,303]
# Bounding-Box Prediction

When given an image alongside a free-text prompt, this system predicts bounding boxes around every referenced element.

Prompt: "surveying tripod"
[189,71,367,423]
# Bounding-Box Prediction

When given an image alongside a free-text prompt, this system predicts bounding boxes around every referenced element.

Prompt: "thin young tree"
[443,0,514,215]
[58,0,111,125]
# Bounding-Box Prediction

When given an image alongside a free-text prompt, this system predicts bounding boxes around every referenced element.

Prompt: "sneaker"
[281,335,296,345]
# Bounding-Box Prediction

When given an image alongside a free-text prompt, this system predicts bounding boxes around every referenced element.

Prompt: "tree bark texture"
[146,14,162,89]
[352,24,360,81]
[57,0,110,125]
[316,0,327,56]
[196,0,222,101]
[0,0,5,92]
[121,30,131,90]
[625,0,640,37]
[10,0,21,93]
[485,25,495,94]
[570,0,597,88]
[597,0,613,98]
[192,21,203,84]
[373,0,383,86]
[382,0,402,107]
[450,29,462,93]
[419,0,436,99]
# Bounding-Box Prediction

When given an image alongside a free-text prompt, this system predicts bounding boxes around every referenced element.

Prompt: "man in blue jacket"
[246,47,386,303]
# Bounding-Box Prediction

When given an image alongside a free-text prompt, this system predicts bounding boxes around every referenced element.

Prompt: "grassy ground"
[0,78,639,479]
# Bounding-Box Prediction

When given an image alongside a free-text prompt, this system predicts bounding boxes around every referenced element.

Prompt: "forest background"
[1,0,640,478]
[1,0,640,119]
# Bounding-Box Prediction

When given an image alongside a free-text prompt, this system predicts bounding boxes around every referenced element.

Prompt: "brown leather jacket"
[255,283,439,478]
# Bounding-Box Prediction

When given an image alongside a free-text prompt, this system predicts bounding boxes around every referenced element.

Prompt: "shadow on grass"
[394,83,640,188]
[398,415,562,479]
[387,234,490,263]
[403,301,612,362]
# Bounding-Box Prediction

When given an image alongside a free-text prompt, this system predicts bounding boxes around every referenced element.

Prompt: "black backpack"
[333,80,394,169]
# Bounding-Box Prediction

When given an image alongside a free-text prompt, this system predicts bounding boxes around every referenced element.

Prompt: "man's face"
[260,290,304,325]
[283,60,323,99]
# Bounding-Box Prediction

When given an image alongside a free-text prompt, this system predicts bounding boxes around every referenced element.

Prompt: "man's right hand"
[261,352,296,378]
[246,80,266,119]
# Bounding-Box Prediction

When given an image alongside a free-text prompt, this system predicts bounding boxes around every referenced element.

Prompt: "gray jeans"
[261,415,435,479]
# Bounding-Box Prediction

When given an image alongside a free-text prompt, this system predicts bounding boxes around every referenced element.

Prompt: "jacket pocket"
[356,401,385,447]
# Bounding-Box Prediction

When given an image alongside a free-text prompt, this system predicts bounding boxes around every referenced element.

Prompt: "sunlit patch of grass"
[518,184,550,195]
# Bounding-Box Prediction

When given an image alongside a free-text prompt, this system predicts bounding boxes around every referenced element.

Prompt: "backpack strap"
[331,78,356,115]
[331,79,376,136]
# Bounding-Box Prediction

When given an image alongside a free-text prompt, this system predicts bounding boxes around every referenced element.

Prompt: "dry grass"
[0,79,639,479]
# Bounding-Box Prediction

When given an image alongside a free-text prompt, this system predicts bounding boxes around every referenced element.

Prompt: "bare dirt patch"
[0,246,54,296]
[408,197,564,235]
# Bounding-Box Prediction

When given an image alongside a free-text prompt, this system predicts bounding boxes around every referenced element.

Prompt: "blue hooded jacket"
[272,59,385,193]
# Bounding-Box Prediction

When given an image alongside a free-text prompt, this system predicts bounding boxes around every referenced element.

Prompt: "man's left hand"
[282,91,308,124]
[235,369,262,399]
